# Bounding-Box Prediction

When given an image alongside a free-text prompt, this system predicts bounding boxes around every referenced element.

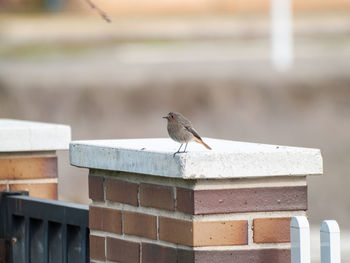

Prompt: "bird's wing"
[184,125,202,140]
[176,113,202,140]
[178,115,192,127]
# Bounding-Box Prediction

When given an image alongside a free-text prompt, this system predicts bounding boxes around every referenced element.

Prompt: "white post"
[321,220,341,263]
[290,216,310,263]
[270,0,293,71]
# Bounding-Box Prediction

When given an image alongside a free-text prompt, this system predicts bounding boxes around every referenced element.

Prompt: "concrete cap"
[0,119,71,152]
[69,138,323,179]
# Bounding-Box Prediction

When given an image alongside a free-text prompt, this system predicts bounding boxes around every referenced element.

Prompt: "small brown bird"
[163,112,212,156]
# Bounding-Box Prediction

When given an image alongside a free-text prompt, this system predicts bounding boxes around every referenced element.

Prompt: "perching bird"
[163,112,212,156]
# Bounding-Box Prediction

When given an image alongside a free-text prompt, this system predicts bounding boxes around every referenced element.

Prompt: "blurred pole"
[270,0,293,71]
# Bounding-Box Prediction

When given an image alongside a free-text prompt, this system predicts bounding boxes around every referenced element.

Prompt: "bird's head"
[162,112,178,121]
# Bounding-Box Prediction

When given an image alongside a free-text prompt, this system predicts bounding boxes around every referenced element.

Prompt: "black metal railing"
[0,191,89,263]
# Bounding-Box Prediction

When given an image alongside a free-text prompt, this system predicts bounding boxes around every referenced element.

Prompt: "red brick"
[90,235,105,260]
[124,211,157,239]
[89,206,104,230]
[142,243,177,263]
[103,208,122,234]
[10,183,57,200]
[89,206,122,234]
[176,187,194,214]
[193,220,248,246]
[159,217,193,246]
[193,186,307,214]
[0,157,57,180]
[106,178,138,206]
[140,183,174,211]
[253,217,291,243]
[194,249,290,263]
[106,237,140,263]
[89,175,104,201]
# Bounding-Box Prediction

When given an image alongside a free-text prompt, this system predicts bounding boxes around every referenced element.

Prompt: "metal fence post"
[290,216,310,263]
[321,220,341,263]
[0,192,89,263]
[0,191,29,263]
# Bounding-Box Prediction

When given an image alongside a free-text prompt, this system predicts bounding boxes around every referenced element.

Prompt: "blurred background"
[1,0,350,260]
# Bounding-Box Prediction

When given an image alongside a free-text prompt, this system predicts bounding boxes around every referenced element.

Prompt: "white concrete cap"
[0,119,71,152]
[69,138,323,179]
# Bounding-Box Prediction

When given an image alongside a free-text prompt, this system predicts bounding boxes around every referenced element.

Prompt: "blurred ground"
[0,14,350,258]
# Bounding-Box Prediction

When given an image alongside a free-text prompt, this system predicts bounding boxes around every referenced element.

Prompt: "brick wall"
[89,170,307,263]
[0,151,58,199]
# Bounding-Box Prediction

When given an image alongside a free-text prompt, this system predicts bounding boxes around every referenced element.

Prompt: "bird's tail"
[194,137,212,150]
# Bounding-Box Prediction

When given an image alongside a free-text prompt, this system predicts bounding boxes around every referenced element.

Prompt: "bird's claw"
[173,151,187,157]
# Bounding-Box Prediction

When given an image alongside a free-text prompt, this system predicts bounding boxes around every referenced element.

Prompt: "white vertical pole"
[321,220,341,263]
[270,0,293,71]
[290,216,311,263]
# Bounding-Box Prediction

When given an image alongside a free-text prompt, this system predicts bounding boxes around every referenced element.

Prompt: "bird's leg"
[173,144,183,157]
[182,142,188,153]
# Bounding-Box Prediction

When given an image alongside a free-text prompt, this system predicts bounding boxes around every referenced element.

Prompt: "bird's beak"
[162,116,168,119]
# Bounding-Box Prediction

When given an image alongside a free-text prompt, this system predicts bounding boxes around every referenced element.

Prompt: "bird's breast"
[167,122,193,143]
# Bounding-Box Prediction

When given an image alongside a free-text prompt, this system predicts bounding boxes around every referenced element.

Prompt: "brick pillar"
[0,119,71,199]
[70,138,323,263]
